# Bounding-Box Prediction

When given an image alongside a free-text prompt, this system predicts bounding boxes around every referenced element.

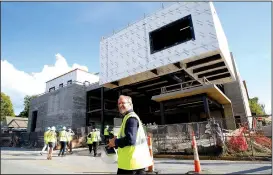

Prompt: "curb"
[153,154,271,161]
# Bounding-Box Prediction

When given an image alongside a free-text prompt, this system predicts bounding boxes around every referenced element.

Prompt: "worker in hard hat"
[66,128,75,154]
[90,128,99,156]
[40,127,51,155]
[104,125,110,144]
[95,128,101,144]
[86,130,93,154]
[47,126,57,160]
[58,126,69,157]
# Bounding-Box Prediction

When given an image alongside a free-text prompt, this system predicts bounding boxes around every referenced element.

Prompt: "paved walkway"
[1,147,271,174]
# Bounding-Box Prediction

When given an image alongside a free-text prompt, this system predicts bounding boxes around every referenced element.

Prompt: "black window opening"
[149,15,195,54]
[59,83,64,88]
[49,87,55,92]
[67,80,72,85]
[31,111,38,132]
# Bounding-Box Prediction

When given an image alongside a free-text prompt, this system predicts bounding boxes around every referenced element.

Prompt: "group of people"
[40,126,75,160]
[86,125,114,156]
[40,95,152,174]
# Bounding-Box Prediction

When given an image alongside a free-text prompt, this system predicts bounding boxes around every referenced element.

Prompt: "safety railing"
[161,77,211,94]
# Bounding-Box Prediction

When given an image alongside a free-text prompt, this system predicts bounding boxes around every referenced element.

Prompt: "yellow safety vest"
[47,131,56,143]
[104,128,109,136]
[59,130,68,142]
[91,131,98,142]
[67,132,73,142]
[87,134,93,144]
[44,130,50,143]
[117,112,152,170]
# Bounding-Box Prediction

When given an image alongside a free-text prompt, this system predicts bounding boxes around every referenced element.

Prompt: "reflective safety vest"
[104,128,109,136]
[67,132,73,142]
[59,130,68,142]
[47,131,57,143]
[87,134,93,144]
[91,131,98,142]
[117,112,152,170]
[44,130,50,143]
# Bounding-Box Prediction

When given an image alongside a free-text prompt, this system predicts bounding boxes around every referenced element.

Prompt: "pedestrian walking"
[58,126,69,157]
[47,126,57,160]
[40,127,51,155]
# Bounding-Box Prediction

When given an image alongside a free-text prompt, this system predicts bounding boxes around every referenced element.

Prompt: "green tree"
[1,92,15,120]
[249,97,266,115]
[18,95,38,118]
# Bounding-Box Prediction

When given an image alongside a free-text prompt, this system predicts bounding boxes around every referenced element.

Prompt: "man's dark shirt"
[115,109,139,148]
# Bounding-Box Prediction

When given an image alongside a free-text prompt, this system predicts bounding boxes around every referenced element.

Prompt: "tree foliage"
[1,92,15,120]
[249,97,266,115]
[18,95,38,118]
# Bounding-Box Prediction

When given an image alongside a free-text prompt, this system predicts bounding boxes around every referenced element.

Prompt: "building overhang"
[152,84,231,105]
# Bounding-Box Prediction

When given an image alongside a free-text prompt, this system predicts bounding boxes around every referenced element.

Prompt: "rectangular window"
[149,15,195,54]
[59,83,63,88]
[67,80,72,85]
[49,87,55,92]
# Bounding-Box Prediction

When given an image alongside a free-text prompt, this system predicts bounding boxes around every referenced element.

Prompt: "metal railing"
[161,77,211,94]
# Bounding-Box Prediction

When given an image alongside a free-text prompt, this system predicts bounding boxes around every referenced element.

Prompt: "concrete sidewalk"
[1,147,272,174]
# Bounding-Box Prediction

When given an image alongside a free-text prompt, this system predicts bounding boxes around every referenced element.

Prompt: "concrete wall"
[46,70,77,92]
[28,84,87,132]
[223,53,252,127]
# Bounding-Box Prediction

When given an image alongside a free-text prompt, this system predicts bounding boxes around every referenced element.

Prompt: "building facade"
[28,2,252,133]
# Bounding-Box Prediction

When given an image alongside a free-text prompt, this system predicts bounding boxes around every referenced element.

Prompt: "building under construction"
[27,2,252,133]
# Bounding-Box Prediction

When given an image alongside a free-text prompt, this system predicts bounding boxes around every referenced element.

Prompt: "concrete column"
[202,95,211,119]
[160,102,165,124]
[223,104,236,130]
[101,87,105,133]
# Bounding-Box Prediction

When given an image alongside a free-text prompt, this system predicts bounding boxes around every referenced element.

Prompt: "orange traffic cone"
[192,130,201,173]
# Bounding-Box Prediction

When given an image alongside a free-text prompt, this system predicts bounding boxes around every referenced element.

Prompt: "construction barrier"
[191,130,201,173]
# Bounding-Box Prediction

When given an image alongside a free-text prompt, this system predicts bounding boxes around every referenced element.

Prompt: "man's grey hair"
[119,95,133,107]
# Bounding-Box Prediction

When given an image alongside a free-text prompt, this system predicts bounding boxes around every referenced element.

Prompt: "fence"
[2,116,271,159]
[144,118,272,158]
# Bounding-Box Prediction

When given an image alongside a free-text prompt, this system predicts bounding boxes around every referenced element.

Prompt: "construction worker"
[87,130,93,154]
[47,126,57,160]
[40,127,51,155]
[108,95,152,174]
[95,128,101,145]
[58,126,69,157]
[91,128,99,157]
[104,125,110,144]
[66,128,75,154]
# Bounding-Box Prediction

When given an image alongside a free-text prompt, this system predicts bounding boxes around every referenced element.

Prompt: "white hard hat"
[68,128,72,131]
[51,126,56,131]
[63,126,66,130]
[106,125,109,128]
[47,127,51,130]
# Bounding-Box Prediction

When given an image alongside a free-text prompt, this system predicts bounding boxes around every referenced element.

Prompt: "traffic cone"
[147,135,154,172]
[192,130,201,173]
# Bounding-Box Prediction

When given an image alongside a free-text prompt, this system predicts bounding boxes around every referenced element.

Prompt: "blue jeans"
[59,141,67,155]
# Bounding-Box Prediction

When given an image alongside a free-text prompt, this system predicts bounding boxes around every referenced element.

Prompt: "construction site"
[1,2,271,174]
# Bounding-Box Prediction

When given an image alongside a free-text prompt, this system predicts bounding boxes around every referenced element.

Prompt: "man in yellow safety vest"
[66,128,75,154]
[108,95,152,174]
[40,127,51,155]
[58,126,69,157]
[104,125,110,144]
[87,130,93,154]
[47,126,57,160]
